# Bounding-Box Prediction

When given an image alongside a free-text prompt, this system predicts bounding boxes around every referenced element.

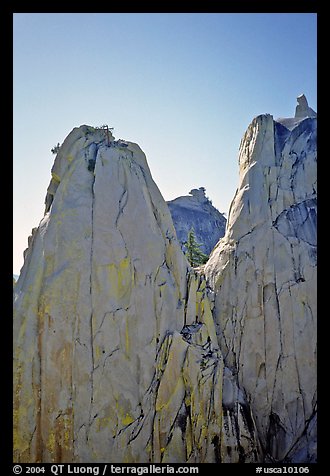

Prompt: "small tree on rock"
[185,228,209,267]
[96,125,114,146]
[51,143,61,155]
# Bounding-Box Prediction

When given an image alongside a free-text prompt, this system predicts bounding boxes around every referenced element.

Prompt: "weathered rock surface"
[14,126,260,463]
[167,188,226,255]
[204,110,317,462]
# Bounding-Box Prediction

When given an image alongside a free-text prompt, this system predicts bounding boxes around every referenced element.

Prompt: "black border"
[7,1,321,471]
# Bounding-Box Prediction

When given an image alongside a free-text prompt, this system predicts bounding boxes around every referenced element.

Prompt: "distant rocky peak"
[189,187,208,204]
[276,95,317,131]
[167,188,226,256]
[295,94,317,119]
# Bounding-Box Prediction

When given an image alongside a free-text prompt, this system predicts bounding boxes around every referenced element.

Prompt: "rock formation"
[14,125,260,463]
[204,108,317,462]
[295,94,317,119]
[167,188,226,255]
[276,95,317,132]
[14,96,316,463]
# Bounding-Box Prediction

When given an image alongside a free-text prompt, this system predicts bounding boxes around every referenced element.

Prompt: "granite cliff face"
[167,188,226,255]
[14,125,260,463]
[14,97,316,463]
[205,109,317,462]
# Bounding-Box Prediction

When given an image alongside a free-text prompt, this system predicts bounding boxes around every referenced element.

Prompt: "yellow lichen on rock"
[51,172,61,183]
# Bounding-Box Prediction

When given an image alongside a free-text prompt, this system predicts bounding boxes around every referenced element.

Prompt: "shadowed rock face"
[204,113,317,463]
[167,188,226,255]
[14,125,260,463]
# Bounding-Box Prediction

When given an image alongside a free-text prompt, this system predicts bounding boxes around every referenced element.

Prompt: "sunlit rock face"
[204,110,317,463]
[13,125,260,463]
[167,188,226,255]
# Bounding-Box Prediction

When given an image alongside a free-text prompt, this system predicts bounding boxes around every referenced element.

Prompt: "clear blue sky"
[13,13,317,275]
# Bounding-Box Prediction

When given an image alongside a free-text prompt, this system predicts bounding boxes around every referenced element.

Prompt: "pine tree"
[185,228,209,267]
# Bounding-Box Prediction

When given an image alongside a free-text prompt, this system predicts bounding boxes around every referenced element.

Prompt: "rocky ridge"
[14,96,317,463]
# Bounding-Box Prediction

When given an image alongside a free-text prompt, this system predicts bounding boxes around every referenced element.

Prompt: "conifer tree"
[185,228,209,267]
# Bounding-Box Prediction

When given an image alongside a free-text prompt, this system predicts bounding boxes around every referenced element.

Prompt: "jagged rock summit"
[167,187,226,255]
[277,94,317,130]
[14,95,316,463]
[295,94,317,119]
